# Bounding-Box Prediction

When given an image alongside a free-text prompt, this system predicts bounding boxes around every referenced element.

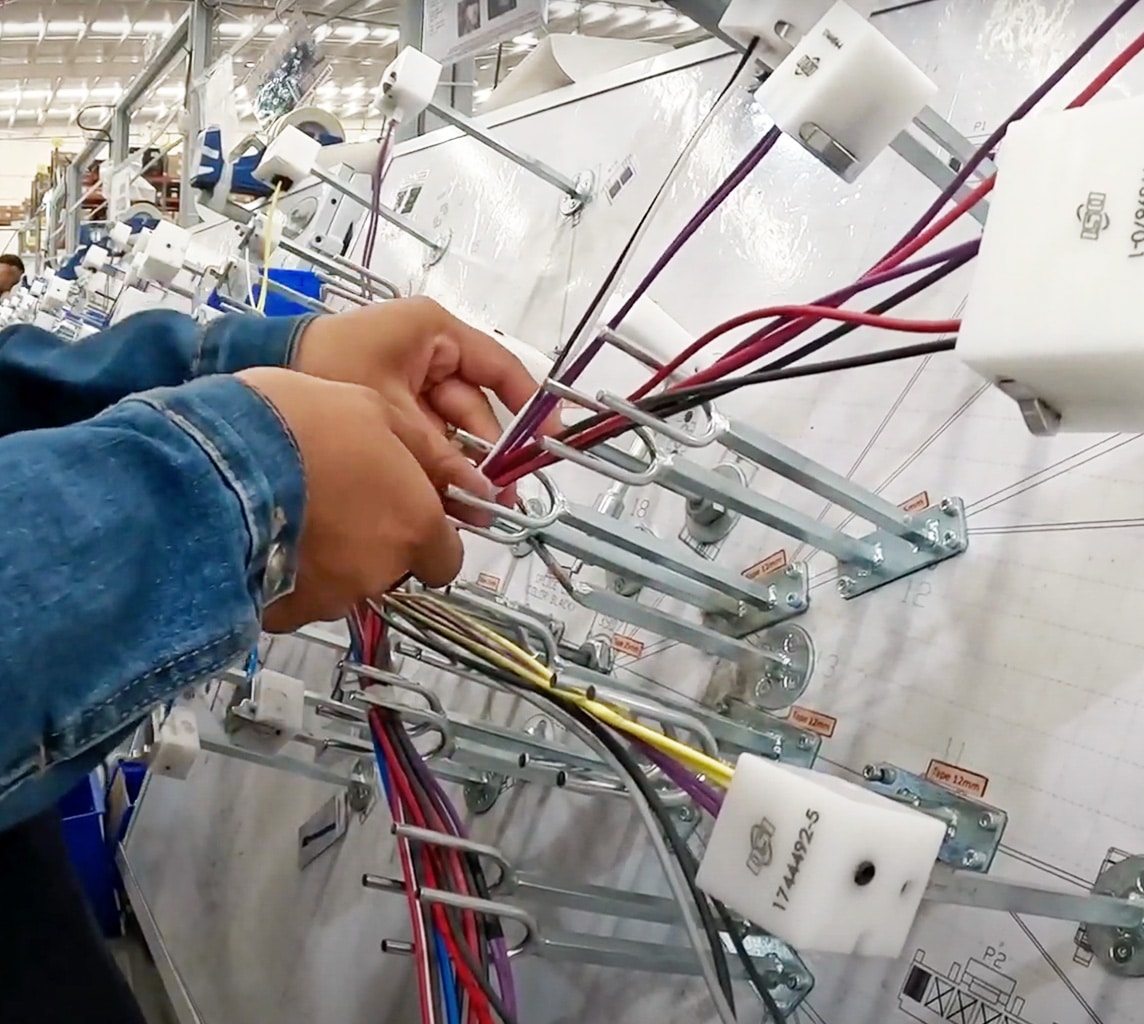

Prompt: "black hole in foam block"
[854,861,876,887]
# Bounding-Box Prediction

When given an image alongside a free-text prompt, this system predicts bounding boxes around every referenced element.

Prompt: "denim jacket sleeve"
[0,375,306,829]
[0,309,314,436]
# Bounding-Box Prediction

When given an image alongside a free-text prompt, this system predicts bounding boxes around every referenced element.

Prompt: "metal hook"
[347,690,454,759]
[539,427,662,486]
[417,889,540,956]
[392,824,516,892]
[595,391,726,448]
[344,665,447,716]
[446,468,566,545]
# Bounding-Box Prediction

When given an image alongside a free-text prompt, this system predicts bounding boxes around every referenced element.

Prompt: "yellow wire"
[386,594,735,787]
[256,183,281,314]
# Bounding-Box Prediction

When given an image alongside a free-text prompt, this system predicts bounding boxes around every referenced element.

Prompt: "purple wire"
[414,764,518,1015]
[887,0,1141,258]
[636,740,723,817]
[486,127,783,473]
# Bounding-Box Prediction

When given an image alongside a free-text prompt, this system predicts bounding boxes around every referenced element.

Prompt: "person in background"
[0,253,25,296]
[0,297,548,1024]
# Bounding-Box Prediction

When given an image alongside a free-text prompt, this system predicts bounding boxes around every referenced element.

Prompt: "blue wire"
[371,721,461,1024]
[434,931,462,1024]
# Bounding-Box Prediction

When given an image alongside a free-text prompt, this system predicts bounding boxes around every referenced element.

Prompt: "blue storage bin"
[58,771,122,937]
[209,267,322,317]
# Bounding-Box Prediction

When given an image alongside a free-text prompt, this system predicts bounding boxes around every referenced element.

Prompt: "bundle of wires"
[350,602,518,1024]
[376,590,786,1024]
[479,0,1144,490]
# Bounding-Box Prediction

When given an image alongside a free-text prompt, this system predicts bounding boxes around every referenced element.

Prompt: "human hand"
[291,298,557,505]
[236,367,483,631]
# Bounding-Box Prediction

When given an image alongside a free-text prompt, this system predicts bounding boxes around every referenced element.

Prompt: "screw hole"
[854,861,876,887]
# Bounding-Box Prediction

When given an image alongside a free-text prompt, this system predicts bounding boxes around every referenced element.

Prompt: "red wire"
[493,30,1144,489]
[374,715,495,1024]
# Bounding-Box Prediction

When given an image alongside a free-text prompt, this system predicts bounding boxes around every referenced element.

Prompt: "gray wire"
[502,684,740,1024]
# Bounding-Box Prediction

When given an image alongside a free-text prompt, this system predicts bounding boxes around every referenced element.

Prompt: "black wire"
[871,0,941,16]
[549,37,759,378]
[76,105,114,143]
[711,899,786,1024]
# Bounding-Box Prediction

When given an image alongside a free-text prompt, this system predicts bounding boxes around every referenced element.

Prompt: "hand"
[291,298,557,504]
[236,367,482,632]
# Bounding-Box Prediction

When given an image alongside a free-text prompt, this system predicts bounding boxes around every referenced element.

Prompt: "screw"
[1135,873,1144,896]
[943,530,959,547]
[863,765,894,784]
[786,593,803,609]
[785,564,799,578]
[736,601,748,618]
[678,806,696,823]
[797,735,814,751]
[940,498,954,515]
[962,849,987,869]
[1113,941,1135,964]
[978,812,998,831]
[838,576,855,596]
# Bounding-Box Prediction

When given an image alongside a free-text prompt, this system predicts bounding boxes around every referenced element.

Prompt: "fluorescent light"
[45,21,85,34]
[547,0,575,15]
[342,83,367,96]
[314,24,332,41]
[132,21,171,34]
[512,32,538,45]
[371,27,399,42]
[218,23,250,36]
[90,20,131,34]
[88,85,123,99]
[19,90,52,101]
[580,3,614,22]
[56,87,90,100]
[261,24,286,36]
[13,110,37,119]
[157,86,184,98]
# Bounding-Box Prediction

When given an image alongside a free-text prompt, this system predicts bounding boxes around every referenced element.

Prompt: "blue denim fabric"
[0,311,311,829]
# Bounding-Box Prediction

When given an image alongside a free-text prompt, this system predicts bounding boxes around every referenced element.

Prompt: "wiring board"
[122,4,1144,1024]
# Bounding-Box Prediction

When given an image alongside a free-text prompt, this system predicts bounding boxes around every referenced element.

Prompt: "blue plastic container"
[58,771,122,937]
[210,267,322,317]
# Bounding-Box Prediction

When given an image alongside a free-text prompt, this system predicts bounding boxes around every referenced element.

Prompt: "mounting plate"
[1090,856,1144,976]
[862,762,1007,871]
[560,169,595,217]
[710,698,821,769]
[703,561,810,639]
[837,497,968,599]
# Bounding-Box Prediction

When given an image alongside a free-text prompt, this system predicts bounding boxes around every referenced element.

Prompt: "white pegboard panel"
[122,6,1144,1024]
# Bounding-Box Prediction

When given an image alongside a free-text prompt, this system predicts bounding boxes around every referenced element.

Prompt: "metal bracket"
[996,378,1062,437]
[862,763,1007,871]
[708,697,821,768]
[702,561,810,638]
[1090,856,1144,976]
[560,169,595,217]
[837,498,968,599]
[463,771,511,815]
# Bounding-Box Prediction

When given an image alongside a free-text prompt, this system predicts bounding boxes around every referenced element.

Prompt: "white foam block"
[255,125,322,187]
[377,47,443,124]
[697,753,945,956]
[138,220,190,285]
[755,1,935,181]
[719,0,875,66]
[150,707,200,780]
[958,94,1144,431]
[250,669,306,735]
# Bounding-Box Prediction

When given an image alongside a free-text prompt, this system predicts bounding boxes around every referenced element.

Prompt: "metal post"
[425,99,588,203]
[396,0,425,142]
[181,0,215,226]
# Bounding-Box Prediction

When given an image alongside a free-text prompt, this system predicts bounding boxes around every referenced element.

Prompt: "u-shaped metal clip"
[392,824,517,892]
[539,425,662,487]
[347,690,454,760]
[595,391,726,448]
[417,888,540,957]
[344,664,447,716]
[446,468,566,544]
[541,378,609,413]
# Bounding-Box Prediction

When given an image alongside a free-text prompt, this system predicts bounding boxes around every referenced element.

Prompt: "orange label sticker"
[926,759,989,798]
[790,705,837,738]
[612,634,645,658]
[475,572,502,593]
[743,549,788,580]
[900,491,930,514]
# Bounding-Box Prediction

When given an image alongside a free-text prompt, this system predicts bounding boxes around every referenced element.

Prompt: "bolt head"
[786,593,802,608]
[838,576,855,595]
[678,806,695,823]
[1113,941,1135,964]
[943,530,959,547]
[784,564,799,578]
[797,735,814,750]
[862,764,881,781]
[978,812,997,831]
[961,849,986,869]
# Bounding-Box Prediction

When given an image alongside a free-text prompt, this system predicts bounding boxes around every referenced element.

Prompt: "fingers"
[427,377,502,445]
[409,512,465,588]
[387,395,497,513]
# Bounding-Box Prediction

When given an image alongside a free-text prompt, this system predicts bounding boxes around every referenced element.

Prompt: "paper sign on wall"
[423,0,546,66]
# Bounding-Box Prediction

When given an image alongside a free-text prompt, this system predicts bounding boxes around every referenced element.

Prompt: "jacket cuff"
[196,313,318,377]
[124,376,307,607]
